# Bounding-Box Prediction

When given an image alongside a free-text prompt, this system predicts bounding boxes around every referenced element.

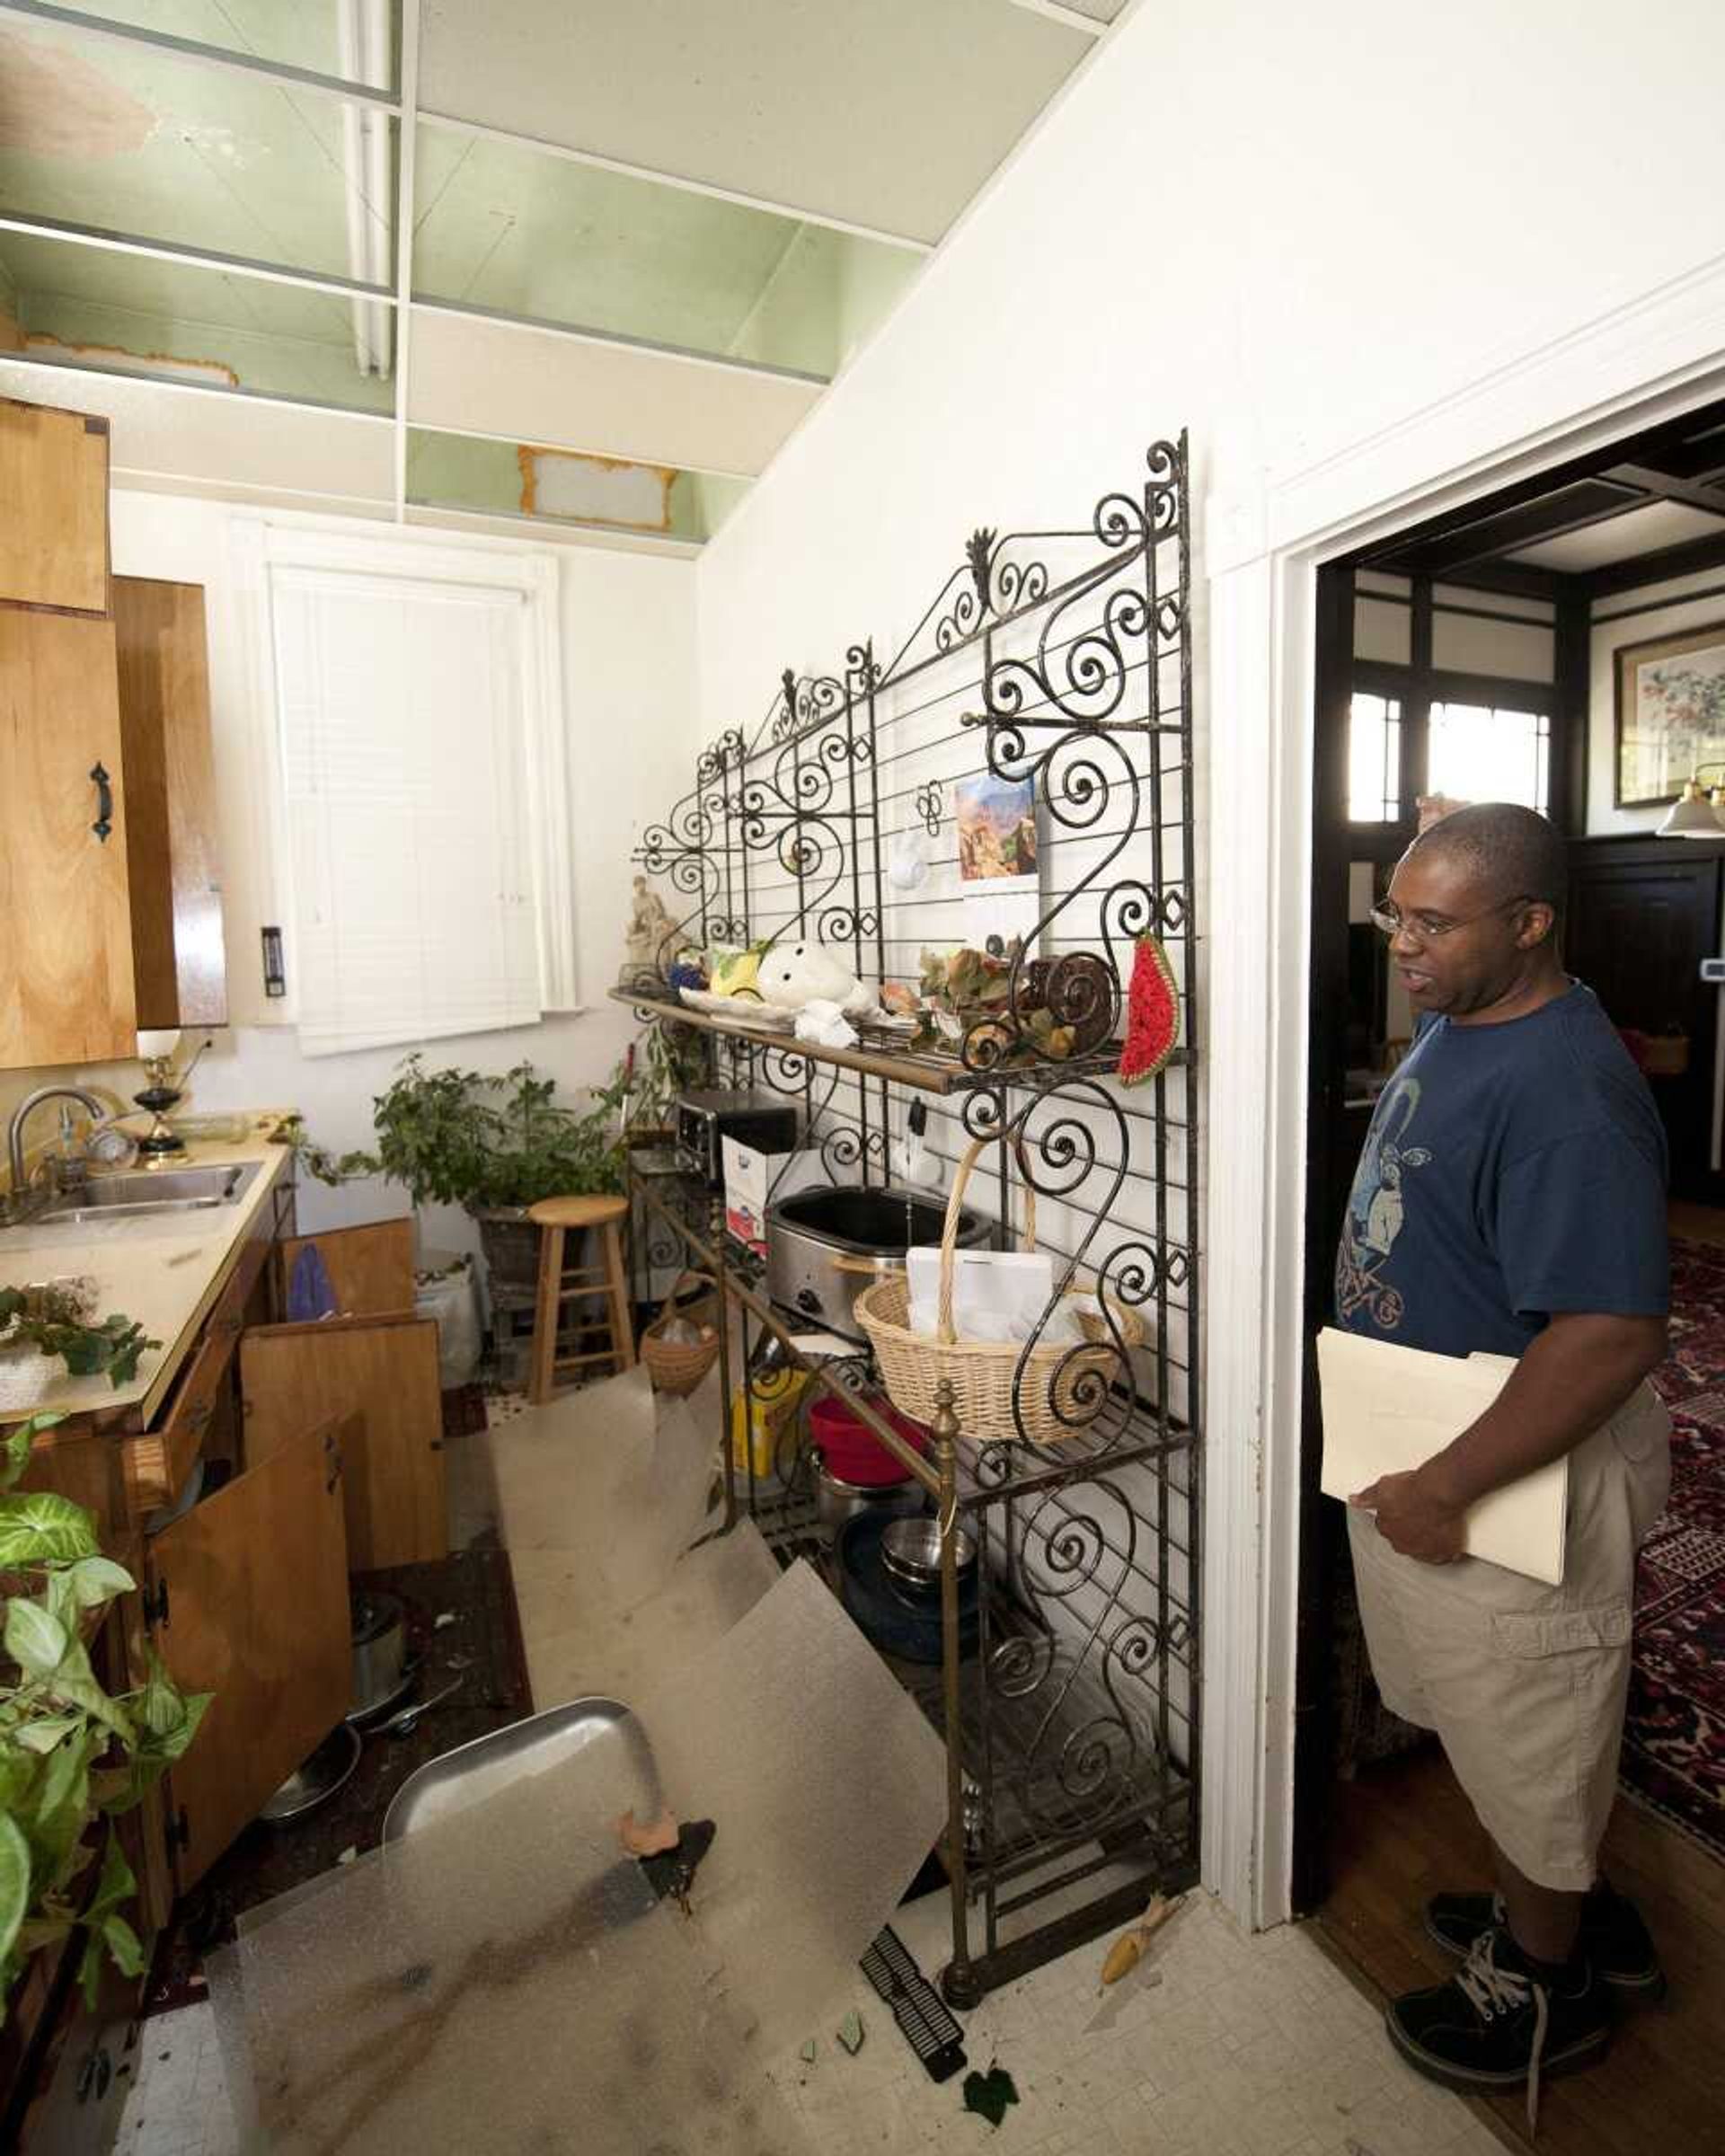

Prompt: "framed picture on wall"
[1615,621,1725,807]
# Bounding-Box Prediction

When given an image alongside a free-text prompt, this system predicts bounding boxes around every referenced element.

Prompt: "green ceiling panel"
[405,427,749,542]
[0,230,393,411]
[411,128,918,379]
[0,13,392,278]
[31,3,378,81]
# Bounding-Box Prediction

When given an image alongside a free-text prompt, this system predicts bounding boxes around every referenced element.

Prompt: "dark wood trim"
[1552,585,1590,837]
[1591,574,1725,624]
[1604,461,1725,518]
[1426,560,1569,603]
[1375,480,1643,581]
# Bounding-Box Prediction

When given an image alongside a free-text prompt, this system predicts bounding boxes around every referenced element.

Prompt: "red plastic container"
[809,1393,928,1488]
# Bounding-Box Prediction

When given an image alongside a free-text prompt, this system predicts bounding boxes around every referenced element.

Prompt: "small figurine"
[621,873,679,984]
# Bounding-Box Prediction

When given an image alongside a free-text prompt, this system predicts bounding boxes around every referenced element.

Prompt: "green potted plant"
[288,1055,629,1309]
[1,1413,209,2024]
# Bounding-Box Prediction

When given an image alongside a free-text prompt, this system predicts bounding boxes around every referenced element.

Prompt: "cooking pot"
[810,1453,924,1541]
[765,1183,993,1342]
[880,1514,978,1592]
[349,1590,407,1720]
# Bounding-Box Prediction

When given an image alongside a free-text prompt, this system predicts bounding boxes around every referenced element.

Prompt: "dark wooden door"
[1567,838,1725,1203]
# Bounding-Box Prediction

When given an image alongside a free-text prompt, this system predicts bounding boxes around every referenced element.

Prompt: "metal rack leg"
[934,1379,982,2011]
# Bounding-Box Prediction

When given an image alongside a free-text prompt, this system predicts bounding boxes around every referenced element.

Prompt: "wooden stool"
[526,1194,636,1405]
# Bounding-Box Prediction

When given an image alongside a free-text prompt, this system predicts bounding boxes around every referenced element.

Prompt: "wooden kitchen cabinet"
[139,1415,351,1898]
[0,398,110,614]
[242,1307,447,1568]
[112,576,227,1029]
[0,610,138,1066]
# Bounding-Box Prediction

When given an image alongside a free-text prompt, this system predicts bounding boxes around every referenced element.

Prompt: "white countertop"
[0,1118,294,1427]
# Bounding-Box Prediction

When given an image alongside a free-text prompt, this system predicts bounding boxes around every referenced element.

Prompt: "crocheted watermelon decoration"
[1119,932,1179,1085]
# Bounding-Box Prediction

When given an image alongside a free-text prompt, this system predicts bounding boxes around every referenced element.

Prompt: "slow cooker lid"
[768,1183,968,1251]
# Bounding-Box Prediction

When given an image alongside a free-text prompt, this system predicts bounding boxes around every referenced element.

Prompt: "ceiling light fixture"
[337,0,394,377]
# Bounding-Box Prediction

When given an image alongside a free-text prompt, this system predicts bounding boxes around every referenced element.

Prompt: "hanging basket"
[854,1135,1145,1445]
[641,1270,721,1397]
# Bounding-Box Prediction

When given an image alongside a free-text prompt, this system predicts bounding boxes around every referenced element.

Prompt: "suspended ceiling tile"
[0,13,390,280]
[31,3,360,80]
[406,306,821,477]
[405,428,749,542]
[411,128,916,377]
[417,0,1092,244]
[0,231,394,411]
[0,356,394,503]
[404,501,703,560]
[1508,499,1725,571]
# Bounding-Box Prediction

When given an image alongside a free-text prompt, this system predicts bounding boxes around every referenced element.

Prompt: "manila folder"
[1317,1327,1567,1586]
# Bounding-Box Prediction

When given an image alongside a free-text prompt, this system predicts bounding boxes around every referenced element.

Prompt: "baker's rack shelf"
[620,437,1200,2006]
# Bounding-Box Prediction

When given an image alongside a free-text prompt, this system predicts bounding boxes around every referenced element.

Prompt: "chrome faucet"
[4,1085,109,1217]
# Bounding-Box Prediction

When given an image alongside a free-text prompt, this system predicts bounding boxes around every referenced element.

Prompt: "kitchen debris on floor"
[126,1884,1513,2156]
[204,1375,947,2152]
[962,2063,1022,2128]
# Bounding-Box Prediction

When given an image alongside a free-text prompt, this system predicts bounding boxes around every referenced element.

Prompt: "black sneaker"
[1387,1926,1611,2130]
[1425,1880,1667,2001]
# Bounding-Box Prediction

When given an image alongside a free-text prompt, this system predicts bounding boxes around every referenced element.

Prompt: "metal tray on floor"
[380,1696,659,1843]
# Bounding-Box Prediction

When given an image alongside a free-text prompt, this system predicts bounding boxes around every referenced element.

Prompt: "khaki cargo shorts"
[1346,1383,1670,1891]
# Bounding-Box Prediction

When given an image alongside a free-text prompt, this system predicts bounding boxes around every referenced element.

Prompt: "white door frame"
[1199,251,1725,1931]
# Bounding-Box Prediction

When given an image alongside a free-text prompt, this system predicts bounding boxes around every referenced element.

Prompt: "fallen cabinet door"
[276,1216,414,1319]
[241,1313,447,1568]
[142,1416,349,1899]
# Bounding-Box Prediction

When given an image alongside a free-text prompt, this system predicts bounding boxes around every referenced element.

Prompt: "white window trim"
[230,512,576,1029]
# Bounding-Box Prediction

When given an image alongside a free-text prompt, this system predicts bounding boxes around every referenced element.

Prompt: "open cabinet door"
[241,1314,447,1568]
[277,1217,414,1317]
[143,1417,349,1898]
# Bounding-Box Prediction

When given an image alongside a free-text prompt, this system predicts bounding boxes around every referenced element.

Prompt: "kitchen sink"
[38,1161,259,1224]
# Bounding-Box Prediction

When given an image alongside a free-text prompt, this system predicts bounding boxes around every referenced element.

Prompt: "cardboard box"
[721,1137,824,1256]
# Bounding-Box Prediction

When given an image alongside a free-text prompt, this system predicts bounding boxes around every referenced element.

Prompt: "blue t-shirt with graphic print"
[1335,982,1669,1359]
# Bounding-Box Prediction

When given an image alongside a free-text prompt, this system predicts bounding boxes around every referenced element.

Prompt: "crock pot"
[765,1183,994,1341]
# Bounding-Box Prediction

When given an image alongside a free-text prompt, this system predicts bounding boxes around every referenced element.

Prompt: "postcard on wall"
[1614,620,1725,807]
[954,773,1038,883]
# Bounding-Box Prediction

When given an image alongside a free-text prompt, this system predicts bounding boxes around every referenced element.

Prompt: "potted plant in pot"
[1,1413,209,2027]
[288,1056,628,1312]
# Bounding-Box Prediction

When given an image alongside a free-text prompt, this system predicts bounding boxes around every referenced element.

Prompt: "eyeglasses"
[1368,895,1529,942]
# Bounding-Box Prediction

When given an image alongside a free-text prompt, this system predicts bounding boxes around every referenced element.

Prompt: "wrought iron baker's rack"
[614,437,1199,2003]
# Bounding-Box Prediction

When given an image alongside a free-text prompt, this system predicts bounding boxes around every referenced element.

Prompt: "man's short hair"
[1407,801,1568,914]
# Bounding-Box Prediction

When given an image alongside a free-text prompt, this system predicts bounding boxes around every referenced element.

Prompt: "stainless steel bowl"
[259,1720,361,1825]
[811,1453,923,1539]
[880,1515,978,1590]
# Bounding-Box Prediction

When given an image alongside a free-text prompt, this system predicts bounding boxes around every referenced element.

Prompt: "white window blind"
[271,567,546,1057]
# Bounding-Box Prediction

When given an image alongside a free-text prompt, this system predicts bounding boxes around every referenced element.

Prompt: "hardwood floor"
[1668,1198,1725,1250]
[1313,1745,1725,2154]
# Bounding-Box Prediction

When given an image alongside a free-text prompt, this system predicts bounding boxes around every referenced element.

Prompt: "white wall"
[1587,563,1725,833]
[4,490,699,1257]
[694,0,1722,727]
[686,0,1725,1917]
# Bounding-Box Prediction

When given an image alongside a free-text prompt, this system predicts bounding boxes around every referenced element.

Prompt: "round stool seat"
[529,1193,630,1231]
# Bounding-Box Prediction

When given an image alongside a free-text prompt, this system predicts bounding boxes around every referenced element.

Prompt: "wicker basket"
[641,1271,721,1397]
[854,1135,1145,1445]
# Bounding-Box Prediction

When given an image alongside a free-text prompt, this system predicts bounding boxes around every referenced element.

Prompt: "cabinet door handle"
[90,762,114,843]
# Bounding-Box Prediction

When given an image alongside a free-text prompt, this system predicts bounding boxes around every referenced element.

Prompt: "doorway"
[1294,398,1725,2148]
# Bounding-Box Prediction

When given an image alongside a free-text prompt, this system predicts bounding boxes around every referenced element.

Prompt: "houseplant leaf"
[1,1411,66,1493]
[60,1557,135,1610]
[0,1492,100,1567]
[0,1816,30,1978]
[4,1597,68,1676]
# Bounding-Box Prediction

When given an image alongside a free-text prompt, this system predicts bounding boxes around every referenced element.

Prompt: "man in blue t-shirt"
[1335,802,1671,2123]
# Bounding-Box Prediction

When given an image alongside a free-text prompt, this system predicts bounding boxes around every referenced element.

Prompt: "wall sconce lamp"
[1657,764,1725,837]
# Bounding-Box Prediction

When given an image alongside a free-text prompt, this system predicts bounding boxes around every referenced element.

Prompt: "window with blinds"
[265,552,567,1057]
